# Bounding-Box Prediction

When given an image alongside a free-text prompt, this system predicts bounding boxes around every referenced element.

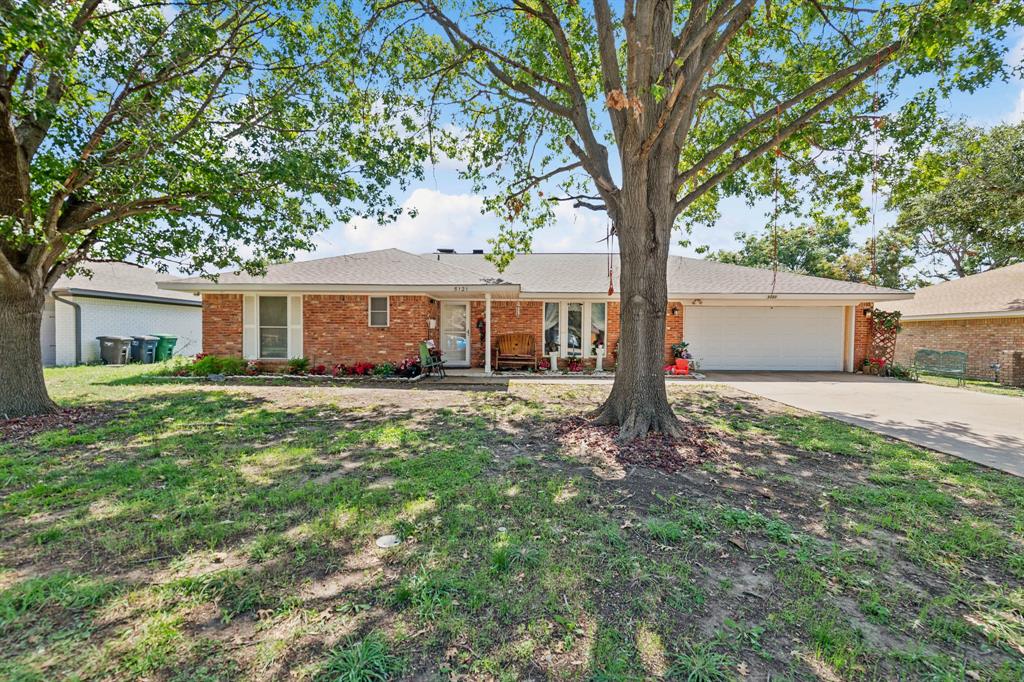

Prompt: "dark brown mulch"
[0,406,110,442]
[554,415,720,473]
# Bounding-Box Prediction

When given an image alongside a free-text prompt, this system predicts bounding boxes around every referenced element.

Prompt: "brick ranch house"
[880,263,1024,385]
[158,249,911,373]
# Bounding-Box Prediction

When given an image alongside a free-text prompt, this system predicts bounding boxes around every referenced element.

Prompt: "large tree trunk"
[0,280,56,418]
[592,168,683,440]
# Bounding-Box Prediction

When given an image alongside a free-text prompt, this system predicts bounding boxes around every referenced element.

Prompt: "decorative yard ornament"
[869,309,902,370]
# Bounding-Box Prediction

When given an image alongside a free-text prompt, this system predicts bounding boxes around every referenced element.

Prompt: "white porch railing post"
[484,293,492,375]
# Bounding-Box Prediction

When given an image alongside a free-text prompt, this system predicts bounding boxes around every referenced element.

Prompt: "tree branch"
[676,41,901,192]
[675,49,898,215]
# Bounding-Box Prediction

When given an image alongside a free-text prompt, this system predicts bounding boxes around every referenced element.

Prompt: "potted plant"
[671,341,691,374]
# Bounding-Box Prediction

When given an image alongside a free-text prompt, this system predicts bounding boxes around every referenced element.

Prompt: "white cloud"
[1007,29,1024,75]
[299,185,752,260]
[302,188,497,258]
[1010,88,1024,123]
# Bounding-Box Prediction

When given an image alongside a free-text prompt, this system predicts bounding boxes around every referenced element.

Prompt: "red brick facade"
[202,294,243,357]
[894,316,1024,381]
[854,302,873,370]
[200,293,878,372]
[303,295,436,367]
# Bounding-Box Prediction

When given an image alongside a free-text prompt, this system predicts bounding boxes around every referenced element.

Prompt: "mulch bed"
[554,415,721,473]
[0,406,111,442]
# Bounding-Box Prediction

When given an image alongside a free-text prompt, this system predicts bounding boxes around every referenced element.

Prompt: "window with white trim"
[543,302,560,354]
[258,296,288,358]
[590,302,607,352]
[369,296,389,327]
[543,301,608,357]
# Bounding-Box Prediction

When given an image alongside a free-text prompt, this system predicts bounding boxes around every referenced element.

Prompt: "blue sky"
[299,30,1024,263]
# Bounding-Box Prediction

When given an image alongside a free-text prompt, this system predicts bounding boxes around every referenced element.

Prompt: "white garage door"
[686,306,845,370]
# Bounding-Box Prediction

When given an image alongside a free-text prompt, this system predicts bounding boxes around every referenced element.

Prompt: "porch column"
[484,293,492,375]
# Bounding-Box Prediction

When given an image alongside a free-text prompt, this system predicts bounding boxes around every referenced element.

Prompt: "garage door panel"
[686,306,844,371]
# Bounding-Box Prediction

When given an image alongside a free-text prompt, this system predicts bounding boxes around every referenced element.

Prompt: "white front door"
[440,302,470,367]
[685,306,845,370]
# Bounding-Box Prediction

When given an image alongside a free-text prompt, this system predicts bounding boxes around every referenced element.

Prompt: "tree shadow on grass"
[2,385,1023,680]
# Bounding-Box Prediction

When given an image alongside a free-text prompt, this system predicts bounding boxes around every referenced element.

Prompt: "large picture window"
[259,296,288,359]
[544,301,608,357]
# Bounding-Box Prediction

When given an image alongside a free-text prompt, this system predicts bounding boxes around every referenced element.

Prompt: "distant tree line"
[707,122,1024,288]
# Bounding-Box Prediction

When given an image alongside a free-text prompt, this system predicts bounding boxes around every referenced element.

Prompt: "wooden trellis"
[869,309,902,367]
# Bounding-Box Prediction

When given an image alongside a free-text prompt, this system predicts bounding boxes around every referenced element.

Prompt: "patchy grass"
[0,365,1022,679]
[912,372,1024,398]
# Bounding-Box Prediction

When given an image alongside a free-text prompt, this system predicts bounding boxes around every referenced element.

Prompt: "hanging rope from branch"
[868,56,885,285]
[607,219,615,296]
[770,104,782,298]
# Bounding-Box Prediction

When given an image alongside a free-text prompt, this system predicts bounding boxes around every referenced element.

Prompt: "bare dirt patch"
[0,405,116,442]
[554,414,721,473]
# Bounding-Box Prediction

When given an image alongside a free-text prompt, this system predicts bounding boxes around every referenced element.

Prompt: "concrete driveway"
[704,372,1024,477]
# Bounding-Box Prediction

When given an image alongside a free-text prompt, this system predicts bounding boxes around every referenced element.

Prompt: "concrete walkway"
[704,372,1024,477]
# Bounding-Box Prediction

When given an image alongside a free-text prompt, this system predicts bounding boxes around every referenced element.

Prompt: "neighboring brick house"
[159,248,910,372]
[881,264,1024,385]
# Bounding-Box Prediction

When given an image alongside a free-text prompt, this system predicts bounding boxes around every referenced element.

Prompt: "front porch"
[430,367,705,384]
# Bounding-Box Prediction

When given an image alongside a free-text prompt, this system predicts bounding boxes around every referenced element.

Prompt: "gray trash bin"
[97,335,133,365]
[131,335,159,363]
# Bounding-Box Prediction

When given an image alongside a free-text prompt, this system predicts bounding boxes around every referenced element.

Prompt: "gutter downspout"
[51,292,82,365]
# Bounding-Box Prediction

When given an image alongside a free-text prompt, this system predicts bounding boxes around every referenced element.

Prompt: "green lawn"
[1,365,1022,680]
[913,372,1024,398]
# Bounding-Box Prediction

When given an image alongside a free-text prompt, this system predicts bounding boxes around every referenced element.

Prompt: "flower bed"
[165,355,425,381]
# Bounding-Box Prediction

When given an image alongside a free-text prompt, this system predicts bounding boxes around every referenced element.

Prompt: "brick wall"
[999,350,1024,387]
[665,302,685,363]
[894,316,1024,381]
[303,294,433,367]
[202,294,243,357]
[854,302,873,369]
[599,299,684,367]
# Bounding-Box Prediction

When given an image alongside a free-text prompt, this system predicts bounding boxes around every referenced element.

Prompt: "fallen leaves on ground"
[0,406,110,442]
[554,415,720,473]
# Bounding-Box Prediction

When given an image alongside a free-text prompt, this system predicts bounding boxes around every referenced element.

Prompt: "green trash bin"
[154,334,178,361]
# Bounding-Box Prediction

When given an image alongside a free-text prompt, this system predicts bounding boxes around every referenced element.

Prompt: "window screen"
[369,296,389,327]
[259,296,288,358]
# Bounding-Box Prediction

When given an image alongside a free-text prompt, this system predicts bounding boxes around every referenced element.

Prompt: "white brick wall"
[49,295,202,365]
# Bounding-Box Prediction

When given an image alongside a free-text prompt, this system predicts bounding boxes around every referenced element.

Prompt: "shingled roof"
[161,249,517,291]
[880,263,1024,319]
[56,262,200,305]
[159,248,910,300]
[432,252,908,298]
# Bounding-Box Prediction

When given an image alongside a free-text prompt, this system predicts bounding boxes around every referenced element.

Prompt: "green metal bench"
[911,349,968,385]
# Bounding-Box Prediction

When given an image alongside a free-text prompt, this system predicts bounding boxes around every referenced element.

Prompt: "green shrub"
[188,355,247,376]
[887,362,913,380]
[372,362,395,377]
[287,357,310,375]
[218,356,247,375]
